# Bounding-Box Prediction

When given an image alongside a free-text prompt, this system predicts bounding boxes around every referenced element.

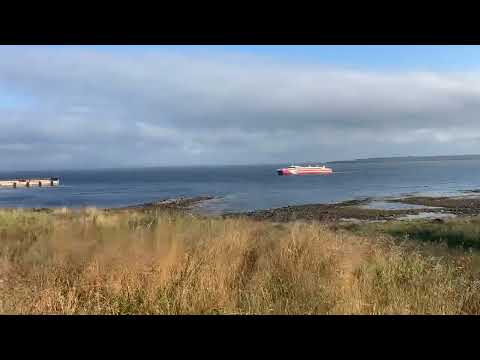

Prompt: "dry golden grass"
[1,208,480,314]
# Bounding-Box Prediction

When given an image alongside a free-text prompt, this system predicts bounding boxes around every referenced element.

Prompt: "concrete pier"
[0,178,60,188]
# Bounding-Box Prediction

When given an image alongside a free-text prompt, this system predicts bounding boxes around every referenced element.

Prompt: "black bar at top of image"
[1,6,480,45]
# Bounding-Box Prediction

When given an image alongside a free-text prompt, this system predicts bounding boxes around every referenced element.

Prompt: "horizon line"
[2,153,480,174]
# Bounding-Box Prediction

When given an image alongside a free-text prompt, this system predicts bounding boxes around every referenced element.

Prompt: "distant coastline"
[328,154,480,164]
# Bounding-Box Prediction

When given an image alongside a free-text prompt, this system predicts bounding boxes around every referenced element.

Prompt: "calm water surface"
[1,159,480,213]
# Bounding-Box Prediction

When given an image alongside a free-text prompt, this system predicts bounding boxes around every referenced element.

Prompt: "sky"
[2,45,480,170]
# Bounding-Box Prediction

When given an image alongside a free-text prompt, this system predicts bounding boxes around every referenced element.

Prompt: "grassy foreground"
[1,208,480,314]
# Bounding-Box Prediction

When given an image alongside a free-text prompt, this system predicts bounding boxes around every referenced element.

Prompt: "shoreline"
[224,195,480,223]
[3,193,480,223]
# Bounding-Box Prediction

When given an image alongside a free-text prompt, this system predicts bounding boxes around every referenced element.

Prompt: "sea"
[1,157,480,214]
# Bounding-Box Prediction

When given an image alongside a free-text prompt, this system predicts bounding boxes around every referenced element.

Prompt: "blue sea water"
[1,158,480,213]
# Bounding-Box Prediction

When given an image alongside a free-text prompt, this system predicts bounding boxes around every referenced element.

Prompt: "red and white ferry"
[277,164,333,176]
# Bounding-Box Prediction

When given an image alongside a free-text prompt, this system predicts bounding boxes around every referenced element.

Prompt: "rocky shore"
[389,196,480,216]
[115,196,215,213]
[111,193,480,223]
[222,198,423,223]
[10,194,480,224]
[223,195,480,223]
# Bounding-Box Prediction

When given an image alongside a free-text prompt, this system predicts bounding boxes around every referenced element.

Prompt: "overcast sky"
[2,45,480,170]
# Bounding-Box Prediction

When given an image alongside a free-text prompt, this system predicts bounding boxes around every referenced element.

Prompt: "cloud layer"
[1,46,480,170]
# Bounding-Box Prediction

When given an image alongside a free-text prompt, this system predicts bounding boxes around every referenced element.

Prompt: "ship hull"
[277,167,333,176]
